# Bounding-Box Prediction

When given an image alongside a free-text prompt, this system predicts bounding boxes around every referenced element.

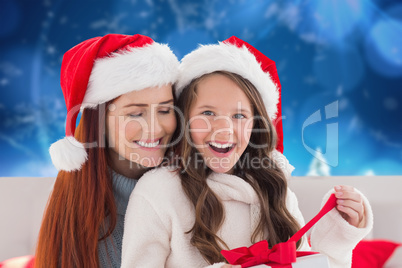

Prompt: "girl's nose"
[212,116,234,136]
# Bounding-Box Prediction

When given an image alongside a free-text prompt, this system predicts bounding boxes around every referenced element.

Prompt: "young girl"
[35,34,179,268]
[121,36,373,268]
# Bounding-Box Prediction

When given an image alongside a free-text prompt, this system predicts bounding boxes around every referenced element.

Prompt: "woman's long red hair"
[35,105,117,268]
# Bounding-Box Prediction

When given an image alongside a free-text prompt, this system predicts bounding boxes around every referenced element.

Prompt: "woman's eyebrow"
[123,99,174,108]
[159,99,174,105]
[124,103,147,108]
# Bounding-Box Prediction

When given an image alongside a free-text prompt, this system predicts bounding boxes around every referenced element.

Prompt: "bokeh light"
[313,45,365,92]
[364,4,402,77]
[0,0,401,177]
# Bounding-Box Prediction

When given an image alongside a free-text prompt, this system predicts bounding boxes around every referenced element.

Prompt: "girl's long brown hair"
[35,104,117,268]
[174,71,301,264]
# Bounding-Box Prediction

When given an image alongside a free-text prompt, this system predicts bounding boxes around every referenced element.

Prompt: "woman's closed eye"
[127,112,143,118]
[158,107,173,114]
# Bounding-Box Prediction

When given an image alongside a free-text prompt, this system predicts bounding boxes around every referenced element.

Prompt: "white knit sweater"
[121,167,373,268]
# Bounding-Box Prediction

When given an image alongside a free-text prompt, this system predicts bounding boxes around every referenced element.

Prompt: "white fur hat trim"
[176,42,279,120]
[82,42,179,108]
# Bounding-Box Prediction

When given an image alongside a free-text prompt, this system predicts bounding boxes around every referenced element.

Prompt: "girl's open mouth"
[208,141,235,154]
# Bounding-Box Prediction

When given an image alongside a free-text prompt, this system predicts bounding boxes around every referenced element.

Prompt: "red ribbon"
[221,193,338,268]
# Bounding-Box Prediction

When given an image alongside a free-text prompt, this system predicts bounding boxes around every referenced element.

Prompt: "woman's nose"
[142,113,163,138]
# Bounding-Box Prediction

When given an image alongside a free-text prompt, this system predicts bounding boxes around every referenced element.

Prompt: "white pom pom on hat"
[50,34,179,172]
[49,137,88,172]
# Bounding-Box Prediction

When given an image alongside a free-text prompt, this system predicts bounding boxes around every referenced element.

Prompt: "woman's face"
[189,74,254,173]
[106,84,176,168]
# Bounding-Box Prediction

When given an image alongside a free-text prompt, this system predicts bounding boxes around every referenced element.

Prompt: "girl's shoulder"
[130,167,193,215]
[285,187,300,213]
[132,166,182,199]
[138,166,180,185]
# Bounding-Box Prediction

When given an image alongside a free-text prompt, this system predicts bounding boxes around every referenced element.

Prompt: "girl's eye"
[202,110,214,116]
[233,113,246,119]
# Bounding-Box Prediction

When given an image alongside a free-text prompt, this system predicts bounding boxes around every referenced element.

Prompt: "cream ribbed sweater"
[121,167,373,268]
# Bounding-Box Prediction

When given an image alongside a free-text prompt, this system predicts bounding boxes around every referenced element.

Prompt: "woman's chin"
[131,156,164,168]
[125,149,167,167]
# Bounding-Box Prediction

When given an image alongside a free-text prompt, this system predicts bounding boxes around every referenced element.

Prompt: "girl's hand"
[334,185,366,228]
[221,265,241,268]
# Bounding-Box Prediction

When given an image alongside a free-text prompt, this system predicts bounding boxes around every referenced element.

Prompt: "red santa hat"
[50,34,179,172]
[176,36,284,154]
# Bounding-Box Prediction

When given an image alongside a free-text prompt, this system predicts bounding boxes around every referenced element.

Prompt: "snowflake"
[0,78,9,86]
[59,16,68,25]
[47,45,56,55]
[90,14,129,33]
[0,62,23,76]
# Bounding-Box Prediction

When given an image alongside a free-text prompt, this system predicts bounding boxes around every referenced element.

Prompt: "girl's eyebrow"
[198,105,216,109]
[237,108,252,114]
[197,105,252,114]
[123,99,174,108]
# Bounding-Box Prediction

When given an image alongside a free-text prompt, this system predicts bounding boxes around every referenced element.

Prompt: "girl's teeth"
[136,140,160,148]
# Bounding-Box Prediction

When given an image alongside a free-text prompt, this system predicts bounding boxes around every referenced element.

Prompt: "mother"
[34,34,179,268]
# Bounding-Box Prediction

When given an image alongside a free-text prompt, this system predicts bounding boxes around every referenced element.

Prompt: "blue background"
[0,0,401,177]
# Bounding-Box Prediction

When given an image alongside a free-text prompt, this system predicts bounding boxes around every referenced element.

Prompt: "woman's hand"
[221,265,241,268]
[334,185,366,228]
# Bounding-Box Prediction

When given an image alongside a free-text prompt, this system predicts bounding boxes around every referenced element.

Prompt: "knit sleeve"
[121,192,171,268]
[286,188,311,251]
[310,188,374,268]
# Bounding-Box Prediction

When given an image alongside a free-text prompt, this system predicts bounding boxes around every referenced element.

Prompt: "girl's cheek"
[190,132,203,147]
[246,124,253,141]
[189,118,211,146]
[189,117,212,134]
[237,122,253,146]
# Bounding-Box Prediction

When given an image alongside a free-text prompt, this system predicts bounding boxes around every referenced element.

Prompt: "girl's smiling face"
[189,73,254,173]
[106,84,176,168]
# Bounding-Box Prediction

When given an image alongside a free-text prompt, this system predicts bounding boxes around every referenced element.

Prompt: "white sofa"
[1,176,401,264]
[289,176,402,243]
